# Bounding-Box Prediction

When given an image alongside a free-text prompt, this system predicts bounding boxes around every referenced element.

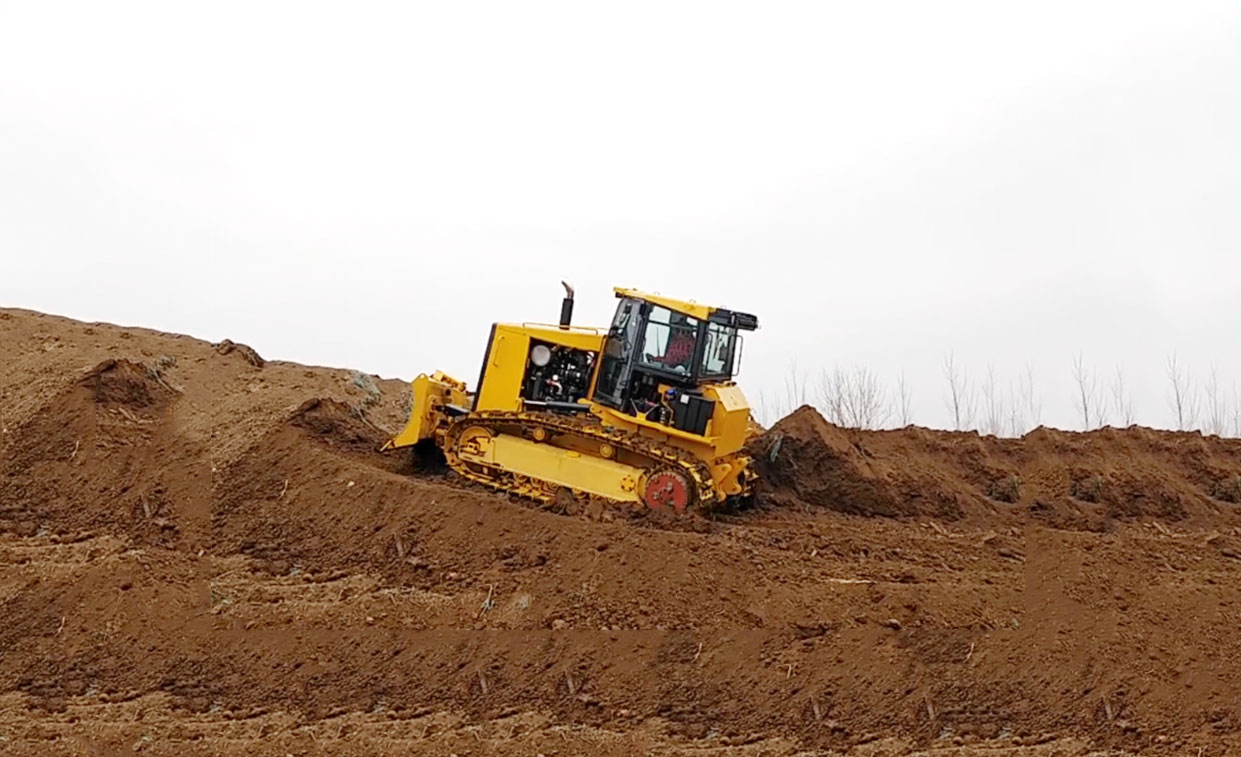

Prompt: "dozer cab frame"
[384,284,760,512]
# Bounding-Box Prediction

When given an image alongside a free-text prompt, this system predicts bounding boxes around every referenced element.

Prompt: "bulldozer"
[383,284,760,513]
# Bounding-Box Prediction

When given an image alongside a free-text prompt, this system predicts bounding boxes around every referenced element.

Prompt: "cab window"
[640,306,698,375]
[699,321,737,377]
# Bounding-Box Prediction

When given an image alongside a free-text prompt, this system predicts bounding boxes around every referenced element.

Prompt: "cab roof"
[613,287,759,331]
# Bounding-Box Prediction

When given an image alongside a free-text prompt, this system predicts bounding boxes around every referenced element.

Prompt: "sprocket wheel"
[642,469,694,512]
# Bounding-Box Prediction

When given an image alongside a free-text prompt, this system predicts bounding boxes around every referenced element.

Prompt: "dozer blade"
[382,371,470,451]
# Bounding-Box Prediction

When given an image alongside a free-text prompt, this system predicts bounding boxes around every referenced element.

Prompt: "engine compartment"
[520,339,595,406]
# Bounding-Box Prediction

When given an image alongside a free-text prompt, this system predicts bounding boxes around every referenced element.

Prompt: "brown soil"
[2,306,1240,755]
[757,406,1241,528]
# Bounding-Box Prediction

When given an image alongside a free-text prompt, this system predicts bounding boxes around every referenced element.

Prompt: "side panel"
[703,383,751,457]
[470,324,498,411]
[473,324,528,412]
[474,323,605,412]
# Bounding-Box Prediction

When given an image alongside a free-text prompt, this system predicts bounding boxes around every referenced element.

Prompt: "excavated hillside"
[2,306,1241,755]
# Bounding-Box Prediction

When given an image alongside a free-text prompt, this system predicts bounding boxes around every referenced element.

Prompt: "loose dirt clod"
[214,339,265,368]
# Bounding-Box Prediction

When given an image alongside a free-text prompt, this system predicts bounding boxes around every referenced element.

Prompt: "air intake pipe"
[559,281,574,329]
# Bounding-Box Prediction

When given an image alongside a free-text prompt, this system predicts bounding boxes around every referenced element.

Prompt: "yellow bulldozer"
[384,284,760,512]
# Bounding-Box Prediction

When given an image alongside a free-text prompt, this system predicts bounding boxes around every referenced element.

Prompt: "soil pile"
[2,307,1241,755]
[758,405,1241,529]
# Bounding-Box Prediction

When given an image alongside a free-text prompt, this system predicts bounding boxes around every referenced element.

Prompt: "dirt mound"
[288,396,395,459]
[79,358,176,408]
[755,407,960,518]
[210,395,421,576]
[758,406,1241,529]
[0,358,204,550]
[4,307,1241,755]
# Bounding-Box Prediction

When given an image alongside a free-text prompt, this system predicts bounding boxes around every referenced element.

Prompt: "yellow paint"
[613,287,714,321]
[458,432,642,503]
[702,383,751,457]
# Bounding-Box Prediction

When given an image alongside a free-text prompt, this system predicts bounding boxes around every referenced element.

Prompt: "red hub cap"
[643,470,692,512]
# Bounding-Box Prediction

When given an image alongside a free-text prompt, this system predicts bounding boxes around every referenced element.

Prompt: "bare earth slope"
[2,306,1240,755]
[757,406,1241,527]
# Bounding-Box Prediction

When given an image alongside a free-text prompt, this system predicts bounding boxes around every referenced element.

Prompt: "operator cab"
[593,288,758,432]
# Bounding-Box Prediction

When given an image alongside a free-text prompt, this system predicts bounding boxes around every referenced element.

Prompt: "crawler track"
[440,410,724,512]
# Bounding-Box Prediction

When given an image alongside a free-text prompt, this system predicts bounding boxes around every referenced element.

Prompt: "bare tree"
[895,371,913,427]
[980,364,1005,436]
[784,360,808,413]
[1092,385,1110,429]
[816,368,842,425]
[818,366,889,429]
[1072,353,1105,430]
[1166,353,1199,431]
[843,367,889,430]
[1110,363,1134,427]
[757,389,776,428]
[1204,365,1228,436]
[1232,382,1241,438]
[1019,363,1042,428]
[943,353,976,431]
[1234,382,1241,438]
[1007,381,1025,436]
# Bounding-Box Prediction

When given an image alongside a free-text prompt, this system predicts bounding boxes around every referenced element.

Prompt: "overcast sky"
[2,1,1238,432]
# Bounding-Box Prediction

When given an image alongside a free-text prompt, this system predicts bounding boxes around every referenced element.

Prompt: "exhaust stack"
[559,281,574,329]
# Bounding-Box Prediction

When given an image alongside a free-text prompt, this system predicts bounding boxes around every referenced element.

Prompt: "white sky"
[2,1,1239,432]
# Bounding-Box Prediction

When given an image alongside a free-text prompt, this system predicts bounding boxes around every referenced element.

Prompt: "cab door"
[592,297,643,408]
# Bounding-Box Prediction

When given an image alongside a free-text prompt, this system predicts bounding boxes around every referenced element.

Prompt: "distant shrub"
[1212,475,1241,504]
[987,474,1022,503]
[1071,475,1106,503]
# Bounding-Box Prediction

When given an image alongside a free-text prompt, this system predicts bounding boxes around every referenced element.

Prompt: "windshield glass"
[700,321,737,377]
[640,306,698,375]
